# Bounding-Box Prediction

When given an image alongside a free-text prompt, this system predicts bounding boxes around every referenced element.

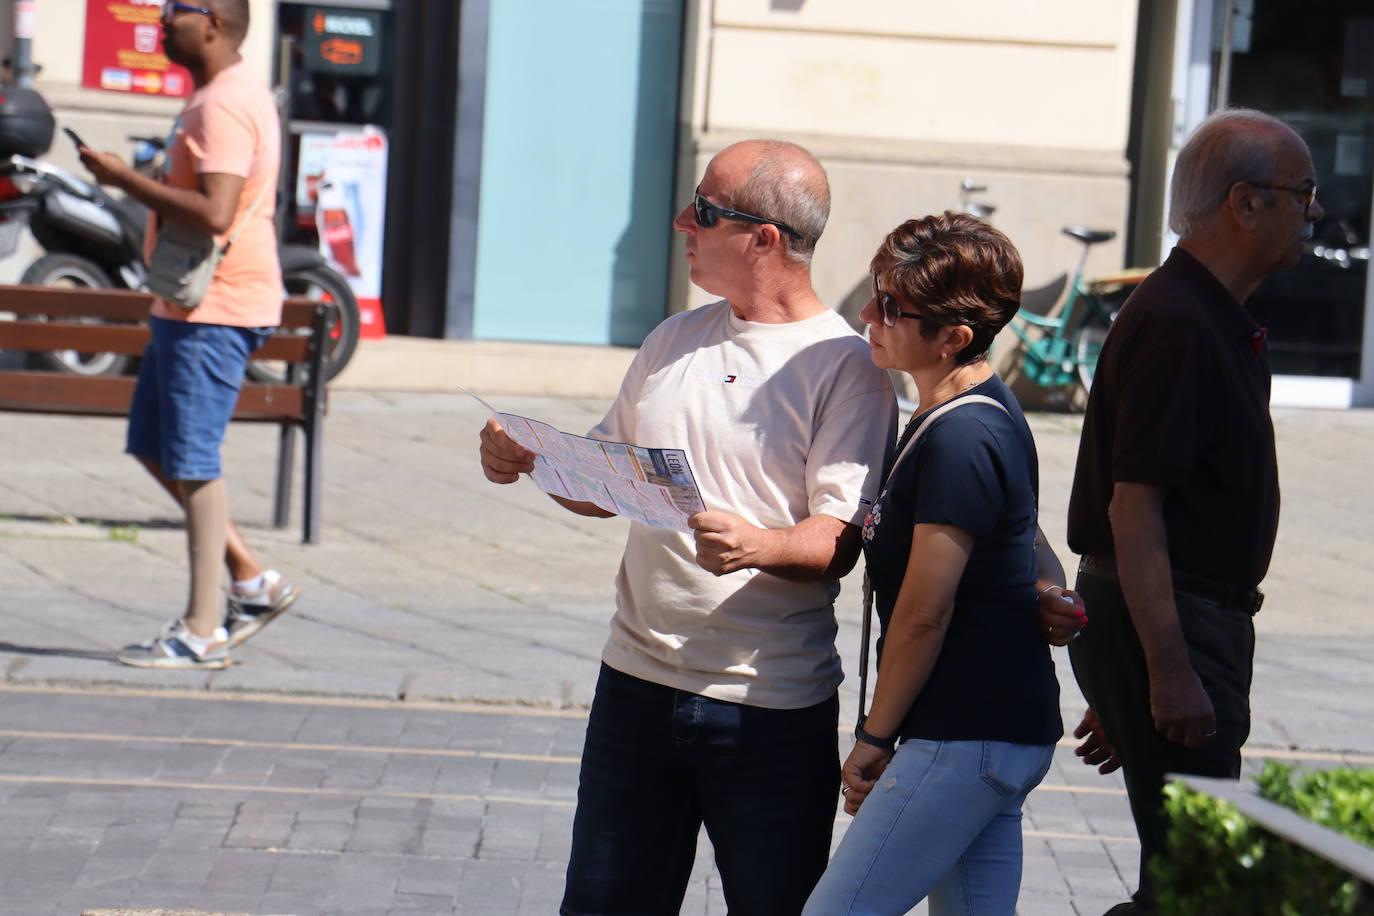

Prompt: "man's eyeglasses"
[162,1,215,22]
[693,186,802,240]
[872,274,939,328]
[1245,180,1318,216]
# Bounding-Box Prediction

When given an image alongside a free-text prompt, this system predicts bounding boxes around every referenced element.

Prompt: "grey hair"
[724,141,830,265]
[1168,108,1293,237]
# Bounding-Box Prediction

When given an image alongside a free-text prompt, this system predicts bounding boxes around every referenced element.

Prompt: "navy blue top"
[861,374,1062,745]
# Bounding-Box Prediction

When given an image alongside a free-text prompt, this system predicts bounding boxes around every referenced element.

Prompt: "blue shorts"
[126,316,272,481]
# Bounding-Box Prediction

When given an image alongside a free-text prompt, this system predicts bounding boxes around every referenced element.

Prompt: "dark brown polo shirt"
[1067,247,1280,591]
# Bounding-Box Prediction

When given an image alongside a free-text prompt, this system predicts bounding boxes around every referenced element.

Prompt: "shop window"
[1219,0,1373,378]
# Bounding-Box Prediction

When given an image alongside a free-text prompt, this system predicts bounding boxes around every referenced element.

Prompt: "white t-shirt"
[591,300,897,709]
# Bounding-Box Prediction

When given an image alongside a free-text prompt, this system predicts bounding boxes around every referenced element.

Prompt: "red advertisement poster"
[82,0,192,98]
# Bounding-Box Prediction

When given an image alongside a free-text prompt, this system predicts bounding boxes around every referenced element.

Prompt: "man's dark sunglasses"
[872,273,939,328]
[1245,179,1318,216]
[693,186,802,240]
[163,1,215,22]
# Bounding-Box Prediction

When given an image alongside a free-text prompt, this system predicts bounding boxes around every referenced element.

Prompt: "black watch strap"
[853,721,897,753]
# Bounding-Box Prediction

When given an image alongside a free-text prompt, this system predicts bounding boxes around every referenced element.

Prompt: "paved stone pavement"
[0,685,1138,916]
[1,393,1372,915]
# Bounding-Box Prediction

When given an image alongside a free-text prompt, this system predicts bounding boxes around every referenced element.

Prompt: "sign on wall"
[82,0,192,97]
[296,128,390,338]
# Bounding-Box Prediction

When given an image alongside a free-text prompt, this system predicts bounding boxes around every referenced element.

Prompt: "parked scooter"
[0,83,143,375]
[0,88,360,381]
[0,151,148,375]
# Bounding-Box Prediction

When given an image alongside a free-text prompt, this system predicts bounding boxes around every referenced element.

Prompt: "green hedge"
[1153,762,1374,915]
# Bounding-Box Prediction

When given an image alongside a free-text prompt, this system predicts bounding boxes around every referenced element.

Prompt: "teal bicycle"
[1007,226,1148,395]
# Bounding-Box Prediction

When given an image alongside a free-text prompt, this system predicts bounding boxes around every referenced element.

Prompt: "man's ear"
[204,10,224,42]
[753,224,783,256]
[1227,182,1263,230]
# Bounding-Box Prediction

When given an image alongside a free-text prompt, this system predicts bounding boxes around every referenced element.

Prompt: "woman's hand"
[1036,584,1087,647]
[840,741,893,816]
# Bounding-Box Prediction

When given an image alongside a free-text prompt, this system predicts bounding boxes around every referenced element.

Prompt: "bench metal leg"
[303,419,322,545]
[273,423,295,529]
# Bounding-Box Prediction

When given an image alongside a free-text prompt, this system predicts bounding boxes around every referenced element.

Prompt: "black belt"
[1080,555,1264,617]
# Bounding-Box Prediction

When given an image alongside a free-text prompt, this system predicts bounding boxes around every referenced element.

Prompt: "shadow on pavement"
[0,642,118,663]
[0,513,183,532]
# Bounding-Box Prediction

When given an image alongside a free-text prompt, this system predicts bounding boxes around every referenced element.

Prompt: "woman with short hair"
[804,212,1067,916]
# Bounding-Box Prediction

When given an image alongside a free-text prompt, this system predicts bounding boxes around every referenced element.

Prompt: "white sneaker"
[225,569,300,648]
[118,619,231,670]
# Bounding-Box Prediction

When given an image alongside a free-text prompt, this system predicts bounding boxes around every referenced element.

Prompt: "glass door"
[1214,0,1373,379]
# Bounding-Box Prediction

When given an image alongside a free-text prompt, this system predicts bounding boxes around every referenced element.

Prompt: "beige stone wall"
[706,0,1138,152]
[670,0,1142,406]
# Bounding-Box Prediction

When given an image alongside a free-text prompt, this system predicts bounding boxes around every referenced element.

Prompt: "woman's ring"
[840,785,851,794]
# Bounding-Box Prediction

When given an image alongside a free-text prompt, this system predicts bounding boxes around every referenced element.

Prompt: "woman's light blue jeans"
[803,738,1056,916]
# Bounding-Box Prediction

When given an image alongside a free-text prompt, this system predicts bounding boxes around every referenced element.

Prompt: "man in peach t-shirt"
[80,0,299,668]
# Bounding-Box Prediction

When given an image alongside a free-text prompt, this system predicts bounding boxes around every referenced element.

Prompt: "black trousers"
[1068,567,1255,909]
[562,664,840,916]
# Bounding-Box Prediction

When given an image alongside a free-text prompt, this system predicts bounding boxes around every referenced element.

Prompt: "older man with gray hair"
[1064,109,1322,914]
[480,139,896,914]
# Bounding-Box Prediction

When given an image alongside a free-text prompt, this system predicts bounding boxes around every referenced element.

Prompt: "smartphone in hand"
[62,126,88,150]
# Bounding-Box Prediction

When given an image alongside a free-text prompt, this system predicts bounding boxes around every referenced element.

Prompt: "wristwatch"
[854,720,897,753]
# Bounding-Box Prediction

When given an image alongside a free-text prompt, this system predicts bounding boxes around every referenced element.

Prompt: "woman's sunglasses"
[872,274,940,328]
[694,186,802,240]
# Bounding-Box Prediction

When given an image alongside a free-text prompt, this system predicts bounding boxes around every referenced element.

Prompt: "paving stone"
[455,860,524,911]
[266,852,341,898]
[294,796,359,824]
[286,820,352,853]
[202,850,277,897]
[386,892,457,913]
[162,817,234,850]
[223,815,294,850]
[347,818,424,855]
[397,858,461,897]
[137,850,221,890]
[419,827,479,859]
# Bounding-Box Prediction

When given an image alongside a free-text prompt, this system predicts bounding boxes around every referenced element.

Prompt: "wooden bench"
[0,285,331,543]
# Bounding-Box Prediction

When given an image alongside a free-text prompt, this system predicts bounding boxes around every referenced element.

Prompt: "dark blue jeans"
[562,664,840,916]
[126,317,272,481]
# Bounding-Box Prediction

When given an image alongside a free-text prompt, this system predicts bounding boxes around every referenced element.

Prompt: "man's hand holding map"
[485,411,706,533]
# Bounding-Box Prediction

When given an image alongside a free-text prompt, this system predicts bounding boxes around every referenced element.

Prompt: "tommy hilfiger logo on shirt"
[687,368,766,388]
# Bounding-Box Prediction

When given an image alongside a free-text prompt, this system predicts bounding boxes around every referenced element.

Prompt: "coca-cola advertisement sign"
[82,0,192,97]
[296,129,390,338]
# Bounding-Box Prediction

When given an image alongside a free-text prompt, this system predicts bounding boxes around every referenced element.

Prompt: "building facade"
[4,0,1370,406]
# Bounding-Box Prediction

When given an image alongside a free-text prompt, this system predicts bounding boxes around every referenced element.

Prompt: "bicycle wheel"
[1074,317,1111,393]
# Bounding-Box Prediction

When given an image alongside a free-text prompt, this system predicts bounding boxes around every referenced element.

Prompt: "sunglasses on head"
[162,1,215,22]
[872,273,941,328]
[693,186,803,240]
